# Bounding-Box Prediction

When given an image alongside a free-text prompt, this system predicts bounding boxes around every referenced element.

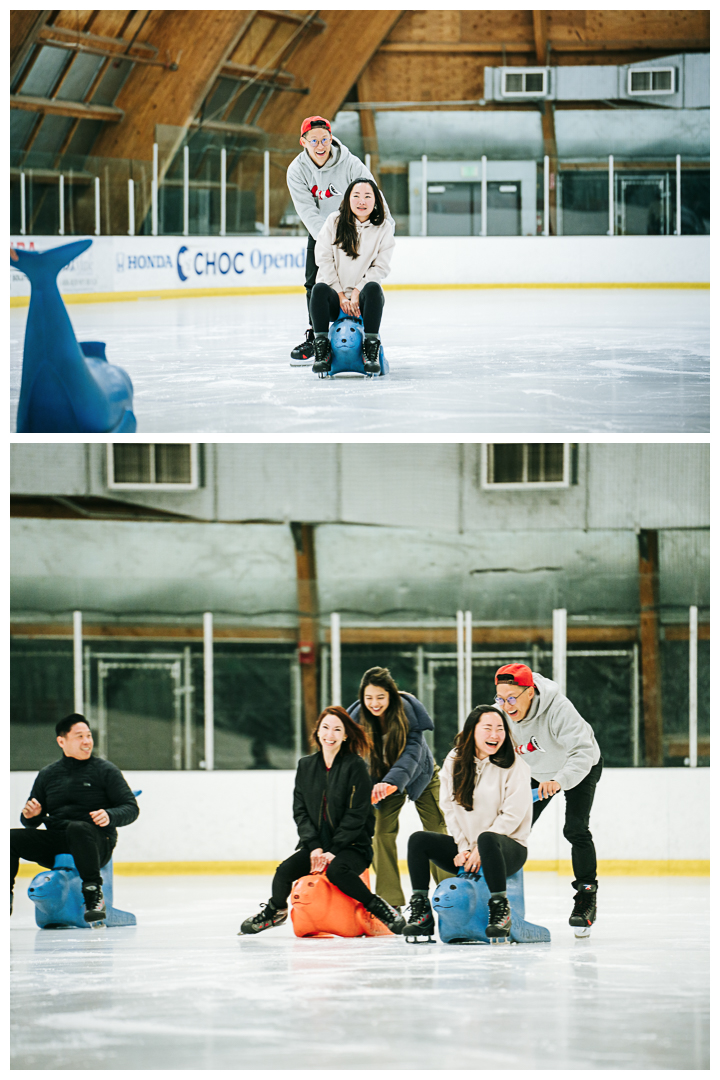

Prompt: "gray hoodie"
[505,672,601,792]
[286,136,394,240]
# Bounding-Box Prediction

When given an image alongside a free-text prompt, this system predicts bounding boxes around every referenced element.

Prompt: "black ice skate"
[82,882,107,923]
[486,896,512,942]
[361,336,381,374]
[569,882,597,937]
[402,893,435,943]
[290,328,315,365]
[239,901,288,935]
[367,895,406,935]
[312,334,332,374]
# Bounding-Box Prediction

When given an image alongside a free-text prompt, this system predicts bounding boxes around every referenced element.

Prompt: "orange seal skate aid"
[290,869,392,938]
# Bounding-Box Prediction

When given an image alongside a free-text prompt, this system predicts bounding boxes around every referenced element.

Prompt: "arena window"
[482,443,577,488]
[107,443,199,490]
[627,68,675,95]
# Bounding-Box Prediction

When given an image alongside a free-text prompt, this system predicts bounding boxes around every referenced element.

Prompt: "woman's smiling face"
[363,684,389,720]
[473,712,506,759]
[349,183,375,223]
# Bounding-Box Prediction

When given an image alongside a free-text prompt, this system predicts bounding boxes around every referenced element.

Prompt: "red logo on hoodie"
[515,737,545,755]
[311,184,341,201]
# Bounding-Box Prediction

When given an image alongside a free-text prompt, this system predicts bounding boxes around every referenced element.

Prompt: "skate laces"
[488,897,509,921]
[572,891,594,917]
[408,894,429,922]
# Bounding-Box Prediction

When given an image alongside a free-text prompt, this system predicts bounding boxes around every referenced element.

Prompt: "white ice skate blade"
[289,359,313,367]
[574,926,592,938]
[328,371,370,379]
[404,935,436,944]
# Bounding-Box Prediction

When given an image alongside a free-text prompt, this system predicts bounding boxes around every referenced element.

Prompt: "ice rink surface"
[11,872,708,1071]
[10,288,708,434]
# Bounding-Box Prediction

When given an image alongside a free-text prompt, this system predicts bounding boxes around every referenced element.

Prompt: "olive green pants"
[372,764,454,907]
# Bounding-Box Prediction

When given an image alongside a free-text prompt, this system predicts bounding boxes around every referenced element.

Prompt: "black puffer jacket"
[347,692,435,801]
[21,755,139,846]
[293,750,374,861]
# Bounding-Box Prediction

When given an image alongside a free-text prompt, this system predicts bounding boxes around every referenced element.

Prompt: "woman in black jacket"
[240,706,406,935]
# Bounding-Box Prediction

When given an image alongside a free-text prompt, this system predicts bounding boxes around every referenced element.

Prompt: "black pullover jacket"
[293,750,374,861]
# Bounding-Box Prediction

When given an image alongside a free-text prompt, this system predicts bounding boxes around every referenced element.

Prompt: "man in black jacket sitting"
[10,714,139,921]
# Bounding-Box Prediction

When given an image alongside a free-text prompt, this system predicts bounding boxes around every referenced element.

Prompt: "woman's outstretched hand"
[371,783,398,805]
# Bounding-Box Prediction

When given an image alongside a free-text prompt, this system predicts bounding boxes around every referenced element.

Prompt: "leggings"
[309,281,385,335]
[271,847,374,909]
[407,830,527,894]
[10,821,115,888]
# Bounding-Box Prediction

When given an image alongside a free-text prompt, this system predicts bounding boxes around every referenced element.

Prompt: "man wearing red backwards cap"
[286,115,393,362]
[494,662,602,935]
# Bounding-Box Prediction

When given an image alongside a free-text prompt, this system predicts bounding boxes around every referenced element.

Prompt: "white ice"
[11,872,708,1070]
[10,288,708,433]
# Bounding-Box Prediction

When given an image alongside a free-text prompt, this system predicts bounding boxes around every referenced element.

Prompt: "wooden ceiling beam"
[533,11,548,65]
[35,37,177,70]
[11,10,53,83]
[259,10,326,30]
[378,37,709,54]
[220,61,296,86]
[10,94,123,123]
[38,22,158,57]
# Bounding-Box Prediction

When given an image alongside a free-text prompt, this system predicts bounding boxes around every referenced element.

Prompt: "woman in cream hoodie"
[310,178,395,375]
[403,705,533,940]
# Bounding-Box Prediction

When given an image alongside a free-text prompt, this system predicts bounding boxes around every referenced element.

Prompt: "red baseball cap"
[495,663,533,686]
[300,115,332,140]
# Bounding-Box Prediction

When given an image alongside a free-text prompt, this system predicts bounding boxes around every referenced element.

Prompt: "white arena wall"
[10,767,709,872]
[10,234,710,304]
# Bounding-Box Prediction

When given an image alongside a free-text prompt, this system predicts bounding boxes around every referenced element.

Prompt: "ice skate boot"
[82,881,106,923]
[367,895,406,935]
[402,893,435,943]
[486,895,512,943]
[239,901,288,935]
[290,328,315,365]
[312,334,332,374]
[569,882,597,937]
[361,335,381,374]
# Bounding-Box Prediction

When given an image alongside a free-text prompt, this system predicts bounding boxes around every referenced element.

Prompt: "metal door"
[617,174,670,235]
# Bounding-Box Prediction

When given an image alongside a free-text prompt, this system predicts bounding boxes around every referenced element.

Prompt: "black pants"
[309,281,385,335]
[271,847,374,910]
[407,830,527,894]
[304,236,318,321]
[532,757,603,885]
[10,822,115,888]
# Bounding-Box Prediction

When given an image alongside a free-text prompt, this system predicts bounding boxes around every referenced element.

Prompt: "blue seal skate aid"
[323,310,389,378]
[27,856,137,929]
[432,868,551,945]
[11,239,137,433]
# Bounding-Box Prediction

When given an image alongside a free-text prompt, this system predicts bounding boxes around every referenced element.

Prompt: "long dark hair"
[451,705,516,811]
[334,178,385,259]
[312,705,370,757]
[357,666,408,779]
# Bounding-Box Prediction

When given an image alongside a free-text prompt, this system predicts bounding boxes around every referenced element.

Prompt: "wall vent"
[501,68,549,97]
[628,67,676,95]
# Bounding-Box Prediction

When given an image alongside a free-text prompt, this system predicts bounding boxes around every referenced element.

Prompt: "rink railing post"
[688,605,698,767]
[676,154,682,236]
[203,612,214,771]
[330,612,341,705]
[420,154,428,237]
[183,145,189,236]
[58,174,64,235]
[73,610,83,714]
[94,176,100,236]
[464,610,473,716]
[552,608,567,695]
[263,149,270,237]
[365,152,371,174]
[152,141,158,236]
[291,658,303,763]
[481,155,487,237]
[456,610,465,730]
[128,178,135,236]
[20,171,26,235]
[631,642,640,766]
[608,154,614,236]
[543,155,550,236]
[220,147,227,236]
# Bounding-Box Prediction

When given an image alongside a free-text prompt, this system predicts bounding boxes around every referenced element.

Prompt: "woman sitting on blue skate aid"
[404,705,533,941]
[310,178,395,375]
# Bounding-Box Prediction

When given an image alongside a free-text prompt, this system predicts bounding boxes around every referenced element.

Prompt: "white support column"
[263,149,270,237]
[20,171,26,235]
[420,154,428,237]
[464,610,473,716]
[364,152,371,174]
[330,612,341,705]
[203,612,214,771]
[456,610,465,730]
[94,176,100,236]
[608,154,614,236]
[688,605,698,767]
[220,147,227,237]
[543,154,550,236]
[480,155,488,237]
[58,174,64,235]
[676,154,682,236]
[151,142,158,236]
[183,145,189,237]
[552,608,567,695]
[73,610,83,715]
[631,642,640,767]
[128,178,135,236]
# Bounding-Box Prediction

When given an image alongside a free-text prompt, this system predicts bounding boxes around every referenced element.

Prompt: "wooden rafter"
[38,22,159,58]
[10,10,53,83]
[533,10,548,65]
[10,94,123,123]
